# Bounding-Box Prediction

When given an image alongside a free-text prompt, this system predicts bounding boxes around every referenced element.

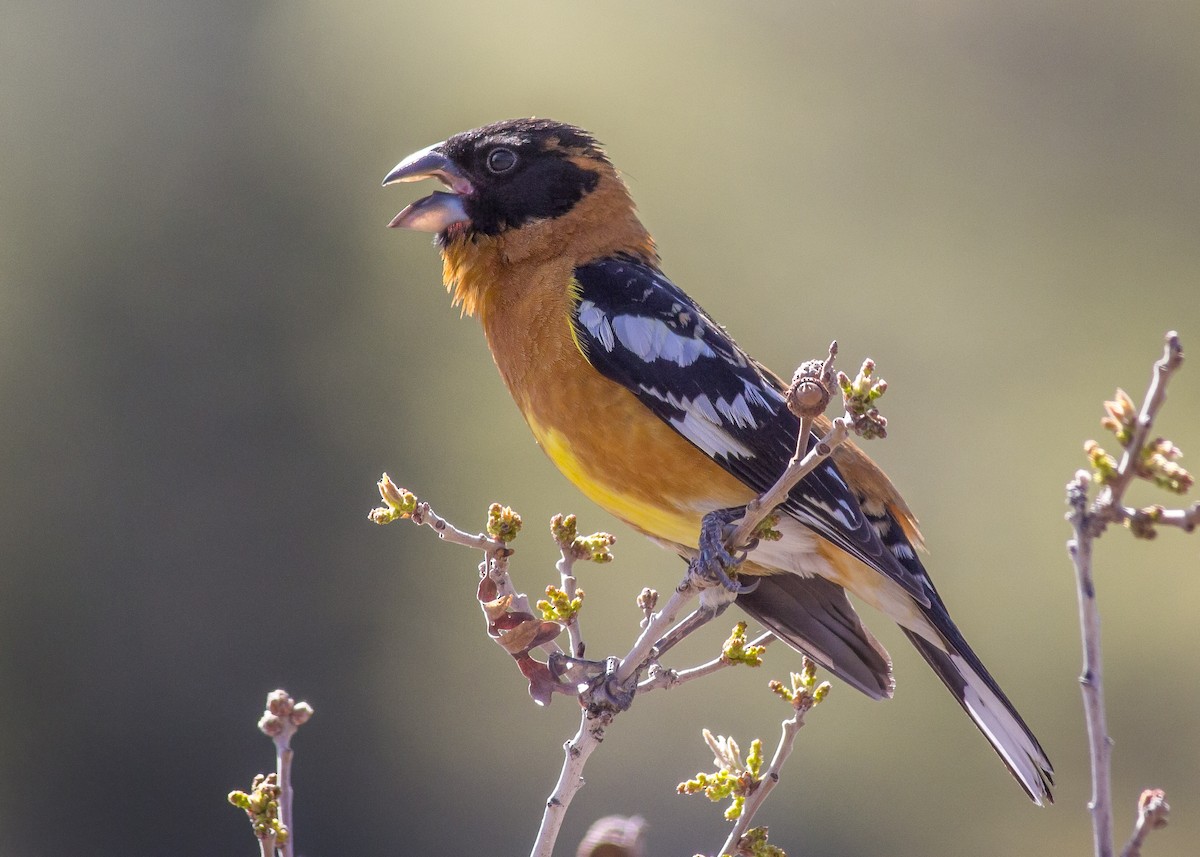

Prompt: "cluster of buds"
[1083,384,1193,540]
[1089,388,1193,493]
[258,689,313,739]
[1100,388,1138,447]
[487,502,523,544]
[1139,438,1193,494]
[369,473,419,524]
[722,621,766,668]
[551,513,616,563]
[1136,787,1170,832]
[677,729,766,821]
[228,773,288,847]
[838,359,888,440]
[537,584,586,622]
[732,826,787,857]
[768,657,831,714]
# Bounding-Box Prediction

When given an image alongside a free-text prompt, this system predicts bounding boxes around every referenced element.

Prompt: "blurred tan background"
[3,1,1198,855]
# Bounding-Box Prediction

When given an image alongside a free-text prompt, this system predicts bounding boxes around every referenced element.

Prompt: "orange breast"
[477,266,754,548]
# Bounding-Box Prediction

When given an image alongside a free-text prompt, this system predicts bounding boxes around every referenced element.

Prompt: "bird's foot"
[692,506,759,594]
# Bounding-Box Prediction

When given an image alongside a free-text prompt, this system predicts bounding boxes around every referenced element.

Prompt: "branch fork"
[1066,331,1189,857]
[372,340,890,857]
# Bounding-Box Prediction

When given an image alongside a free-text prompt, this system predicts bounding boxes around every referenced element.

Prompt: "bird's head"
[384,119,656,314]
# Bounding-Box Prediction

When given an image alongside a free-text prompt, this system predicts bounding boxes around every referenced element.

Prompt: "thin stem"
[258,832,277,857]
[718,704,811,856]
[1066,332,1185,857]
[727,418,849,552]
[530,709,613,857]
[557,553,585,657]
[274,740,294,857]
[409,500,508,553]
[1115,501,1200,532]
[1068,512,1113,857]
[614,578,698,685]
[1094,331,1184,525]
[638,633,775,693]
[1120,789,1170,857]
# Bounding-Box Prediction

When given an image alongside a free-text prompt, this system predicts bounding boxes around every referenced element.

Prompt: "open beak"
[382,142,474,232]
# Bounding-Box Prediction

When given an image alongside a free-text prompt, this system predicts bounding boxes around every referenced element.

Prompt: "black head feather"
[439,118,608,237]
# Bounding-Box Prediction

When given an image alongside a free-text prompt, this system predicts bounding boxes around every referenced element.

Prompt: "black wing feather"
[571,255,930,606]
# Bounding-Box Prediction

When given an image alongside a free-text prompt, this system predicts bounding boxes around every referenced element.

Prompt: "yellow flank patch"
[564,277,588,359]
[533,422,703,547]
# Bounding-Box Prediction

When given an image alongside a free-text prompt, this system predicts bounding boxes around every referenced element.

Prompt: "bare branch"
[1092,331,1185,530]
[1066,331,1190,857]
[531,709,614,857]
[370,474,509,554]
[614,575,701,686]
[1115,501,1200,536]
[638,633,775,693]
[1067,474,1115,857]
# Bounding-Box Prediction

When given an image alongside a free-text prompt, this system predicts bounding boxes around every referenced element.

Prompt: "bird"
[383,118,1053,804]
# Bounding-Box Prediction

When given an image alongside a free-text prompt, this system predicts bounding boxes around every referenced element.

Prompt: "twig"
[258,691,313,857]
[557,552,585,657]
[1115,501,1200,533]
[614,576,700,685]
[716,670,827,856]
[727,342,842,552]
[1092,333,1186,531]
[1067,477,1114,857]
[638,633,775,693]
[1066,332,1186,857]
[531,709,615,857]
[718,717,800,855]
[257,832,276,857]
[371,473,513,552]
[1120,789,1170,857]
[231,691,313,857]
[727,417,850,553]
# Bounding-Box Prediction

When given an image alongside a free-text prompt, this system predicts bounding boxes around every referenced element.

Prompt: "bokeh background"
[3,1,1198,855]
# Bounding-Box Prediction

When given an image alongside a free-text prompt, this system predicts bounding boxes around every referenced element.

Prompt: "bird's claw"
[693,506,757,593]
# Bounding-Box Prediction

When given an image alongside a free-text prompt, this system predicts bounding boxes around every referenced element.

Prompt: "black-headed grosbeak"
[383,118,1053,804]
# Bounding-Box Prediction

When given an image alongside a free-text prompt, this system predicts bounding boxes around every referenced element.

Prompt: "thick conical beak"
[382,143,474,232]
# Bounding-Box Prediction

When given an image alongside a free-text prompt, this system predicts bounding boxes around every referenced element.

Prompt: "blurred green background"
[3,1,1198,855]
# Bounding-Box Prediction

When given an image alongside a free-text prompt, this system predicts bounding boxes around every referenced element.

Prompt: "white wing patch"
[890,541,916,561]
[670,411,754,459]
[743,379,782,408]
[611,314,716,366]
[713,392,756,427]
[802,495,857,529]
[577,300,615,351]
[639,385,762,459]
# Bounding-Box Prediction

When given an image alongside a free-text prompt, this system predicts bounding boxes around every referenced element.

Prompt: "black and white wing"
[570,254,930,606]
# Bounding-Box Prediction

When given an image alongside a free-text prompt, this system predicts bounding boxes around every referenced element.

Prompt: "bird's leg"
[694,506,761,593]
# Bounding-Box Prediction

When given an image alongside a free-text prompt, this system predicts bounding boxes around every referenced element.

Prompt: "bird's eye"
[486,147,518,174]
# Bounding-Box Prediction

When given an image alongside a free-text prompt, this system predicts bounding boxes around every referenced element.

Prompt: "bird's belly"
[525,392,755,548]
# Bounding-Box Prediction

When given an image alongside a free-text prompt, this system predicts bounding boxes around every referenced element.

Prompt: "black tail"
[738,573,894,701]
[902,620,1054,805]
